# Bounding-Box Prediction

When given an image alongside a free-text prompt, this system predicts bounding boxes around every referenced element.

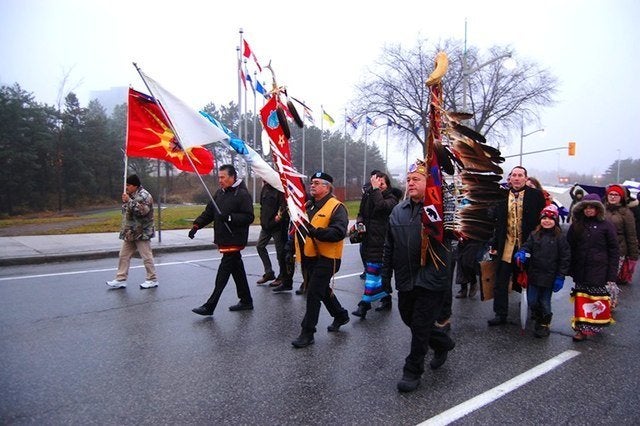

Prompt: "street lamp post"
[616,149,621,183]
[519,118,544,166]
[461,21,513,112]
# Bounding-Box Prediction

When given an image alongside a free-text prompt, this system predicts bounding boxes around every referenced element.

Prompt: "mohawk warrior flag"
[127,88,214,174]
[259,96,307,229]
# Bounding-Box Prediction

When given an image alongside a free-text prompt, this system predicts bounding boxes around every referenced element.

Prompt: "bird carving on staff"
[421,51,506,263]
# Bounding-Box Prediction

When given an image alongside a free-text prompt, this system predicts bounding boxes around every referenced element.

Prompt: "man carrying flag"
[106,174,158,290]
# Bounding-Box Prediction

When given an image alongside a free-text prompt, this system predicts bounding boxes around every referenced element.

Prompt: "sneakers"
[106,279,127,288]
[327,315,350,332]
[106,279,157,289]
[140,280,158,289]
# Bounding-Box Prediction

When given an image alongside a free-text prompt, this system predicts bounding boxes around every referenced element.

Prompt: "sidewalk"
[0,220,357,266]
[0,226,260,266]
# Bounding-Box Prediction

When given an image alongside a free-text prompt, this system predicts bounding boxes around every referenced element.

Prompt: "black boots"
[375,296,392,312]
[351,303,371,318]
[534,314,552,338]
[291,333,314,348]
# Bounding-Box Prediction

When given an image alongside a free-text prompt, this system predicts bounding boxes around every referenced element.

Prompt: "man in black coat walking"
[189,164,256,316]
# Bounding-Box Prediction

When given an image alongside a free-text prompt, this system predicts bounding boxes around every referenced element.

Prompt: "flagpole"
[302,119,306,177]
[343,108,347,200]
[320,105,325,170]
[385,120,389,174]
[363,120,368,186]
[237,29,243,140]
[252,70,258,203]
[132,62,231,233]
[123,99,131,193]
[156,159,162,243]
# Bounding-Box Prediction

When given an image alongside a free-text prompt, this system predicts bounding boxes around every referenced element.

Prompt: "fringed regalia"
[570,283,614,335]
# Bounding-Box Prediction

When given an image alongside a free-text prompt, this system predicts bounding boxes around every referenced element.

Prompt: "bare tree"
[351,39,558,156]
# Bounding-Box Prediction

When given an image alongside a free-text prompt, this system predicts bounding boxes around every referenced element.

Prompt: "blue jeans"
[526,284,552,318]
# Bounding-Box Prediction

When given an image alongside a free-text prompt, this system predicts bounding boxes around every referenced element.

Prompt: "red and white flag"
[127,88,214,174]
[242,39,262,72]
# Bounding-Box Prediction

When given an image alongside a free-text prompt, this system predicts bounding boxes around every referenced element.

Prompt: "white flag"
[140,71,228,149]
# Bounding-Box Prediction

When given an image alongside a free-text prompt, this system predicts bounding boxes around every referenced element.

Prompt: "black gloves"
[305,223,317,238]
[188,225,198,239]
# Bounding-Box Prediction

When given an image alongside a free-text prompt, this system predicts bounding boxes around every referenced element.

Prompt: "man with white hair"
[291,171,350,348]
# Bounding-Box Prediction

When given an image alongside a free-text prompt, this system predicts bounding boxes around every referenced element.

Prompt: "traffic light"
[568,141,576,156]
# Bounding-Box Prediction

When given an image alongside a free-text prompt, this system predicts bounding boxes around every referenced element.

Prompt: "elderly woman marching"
[604,184,639,288]
[567,193,619,342]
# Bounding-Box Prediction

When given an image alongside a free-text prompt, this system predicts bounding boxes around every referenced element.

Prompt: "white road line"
[0,249,363,282]
[419,350,581,426]
[0,254,240,282]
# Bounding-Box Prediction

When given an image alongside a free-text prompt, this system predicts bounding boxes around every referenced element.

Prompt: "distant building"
[88,86,127,116]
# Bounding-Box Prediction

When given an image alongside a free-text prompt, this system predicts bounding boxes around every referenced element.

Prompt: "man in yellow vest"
[292,172,350,348]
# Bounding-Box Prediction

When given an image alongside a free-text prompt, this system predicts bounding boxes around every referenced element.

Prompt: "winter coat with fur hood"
[567,198,619,285]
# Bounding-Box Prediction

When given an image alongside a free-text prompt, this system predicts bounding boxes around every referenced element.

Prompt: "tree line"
[0,84,386,216]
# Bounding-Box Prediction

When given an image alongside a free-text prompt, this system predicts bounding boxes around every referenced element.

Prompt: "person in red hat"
[513,204,571,337]
[604,184,638,287]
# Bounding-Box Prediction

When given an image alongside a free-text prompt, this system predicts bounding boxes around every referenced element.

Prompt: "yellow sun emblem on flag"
[141,107,204,166]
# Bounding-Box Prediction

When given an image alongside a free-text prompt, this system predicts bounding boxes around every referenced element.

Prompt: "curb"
[0,241,260,267]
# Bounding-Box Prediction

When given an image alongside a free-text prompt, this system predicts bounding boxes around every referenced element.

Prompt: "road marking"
[0,255,245,281]
[0,247,362,282]
[418,350,581,426]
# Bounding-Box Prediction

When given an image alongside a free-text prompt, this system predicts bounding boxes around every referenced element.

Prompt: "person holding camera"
[351,171,401,318]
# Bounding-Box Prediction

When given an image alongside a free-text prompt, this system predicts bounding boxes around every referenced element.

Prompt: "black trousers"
[493,260,517,318]
[398,286,455,377]
[204,251,252,311]
[301,257,348,334]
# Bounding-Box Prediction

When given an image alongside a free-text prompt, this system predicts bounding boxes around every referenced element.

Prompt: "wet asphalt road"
[1,244,639,425]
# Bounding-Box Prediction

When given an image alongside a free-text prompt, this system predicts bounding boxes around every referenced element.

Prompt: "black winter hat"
[126,174,141,187]
[310,171,333,183]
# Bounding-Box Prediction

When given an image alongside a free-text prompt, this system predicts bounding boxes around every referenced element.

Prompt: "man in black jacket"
[189,164,256,316]
[487,166,546,326]
[381,160,455,393]
[256,182,286,286]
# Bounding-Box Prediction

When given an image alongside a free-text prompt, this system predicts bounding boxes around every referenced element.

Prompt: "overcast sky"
[1,0,638,182]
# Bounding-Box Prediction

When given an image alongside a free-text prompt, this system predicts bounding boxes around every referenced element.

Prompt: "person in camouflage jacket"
[106,174,158,289]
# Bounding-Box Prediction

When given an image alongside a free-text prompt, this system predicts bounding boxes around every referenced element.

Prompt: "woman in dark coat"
[604,184,638,286]
[351,172,401,318]
[567,193,619,341]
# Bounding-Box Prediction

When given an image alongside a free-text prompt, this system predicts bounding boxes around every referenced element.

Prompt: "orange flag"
[127,88,214,174]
